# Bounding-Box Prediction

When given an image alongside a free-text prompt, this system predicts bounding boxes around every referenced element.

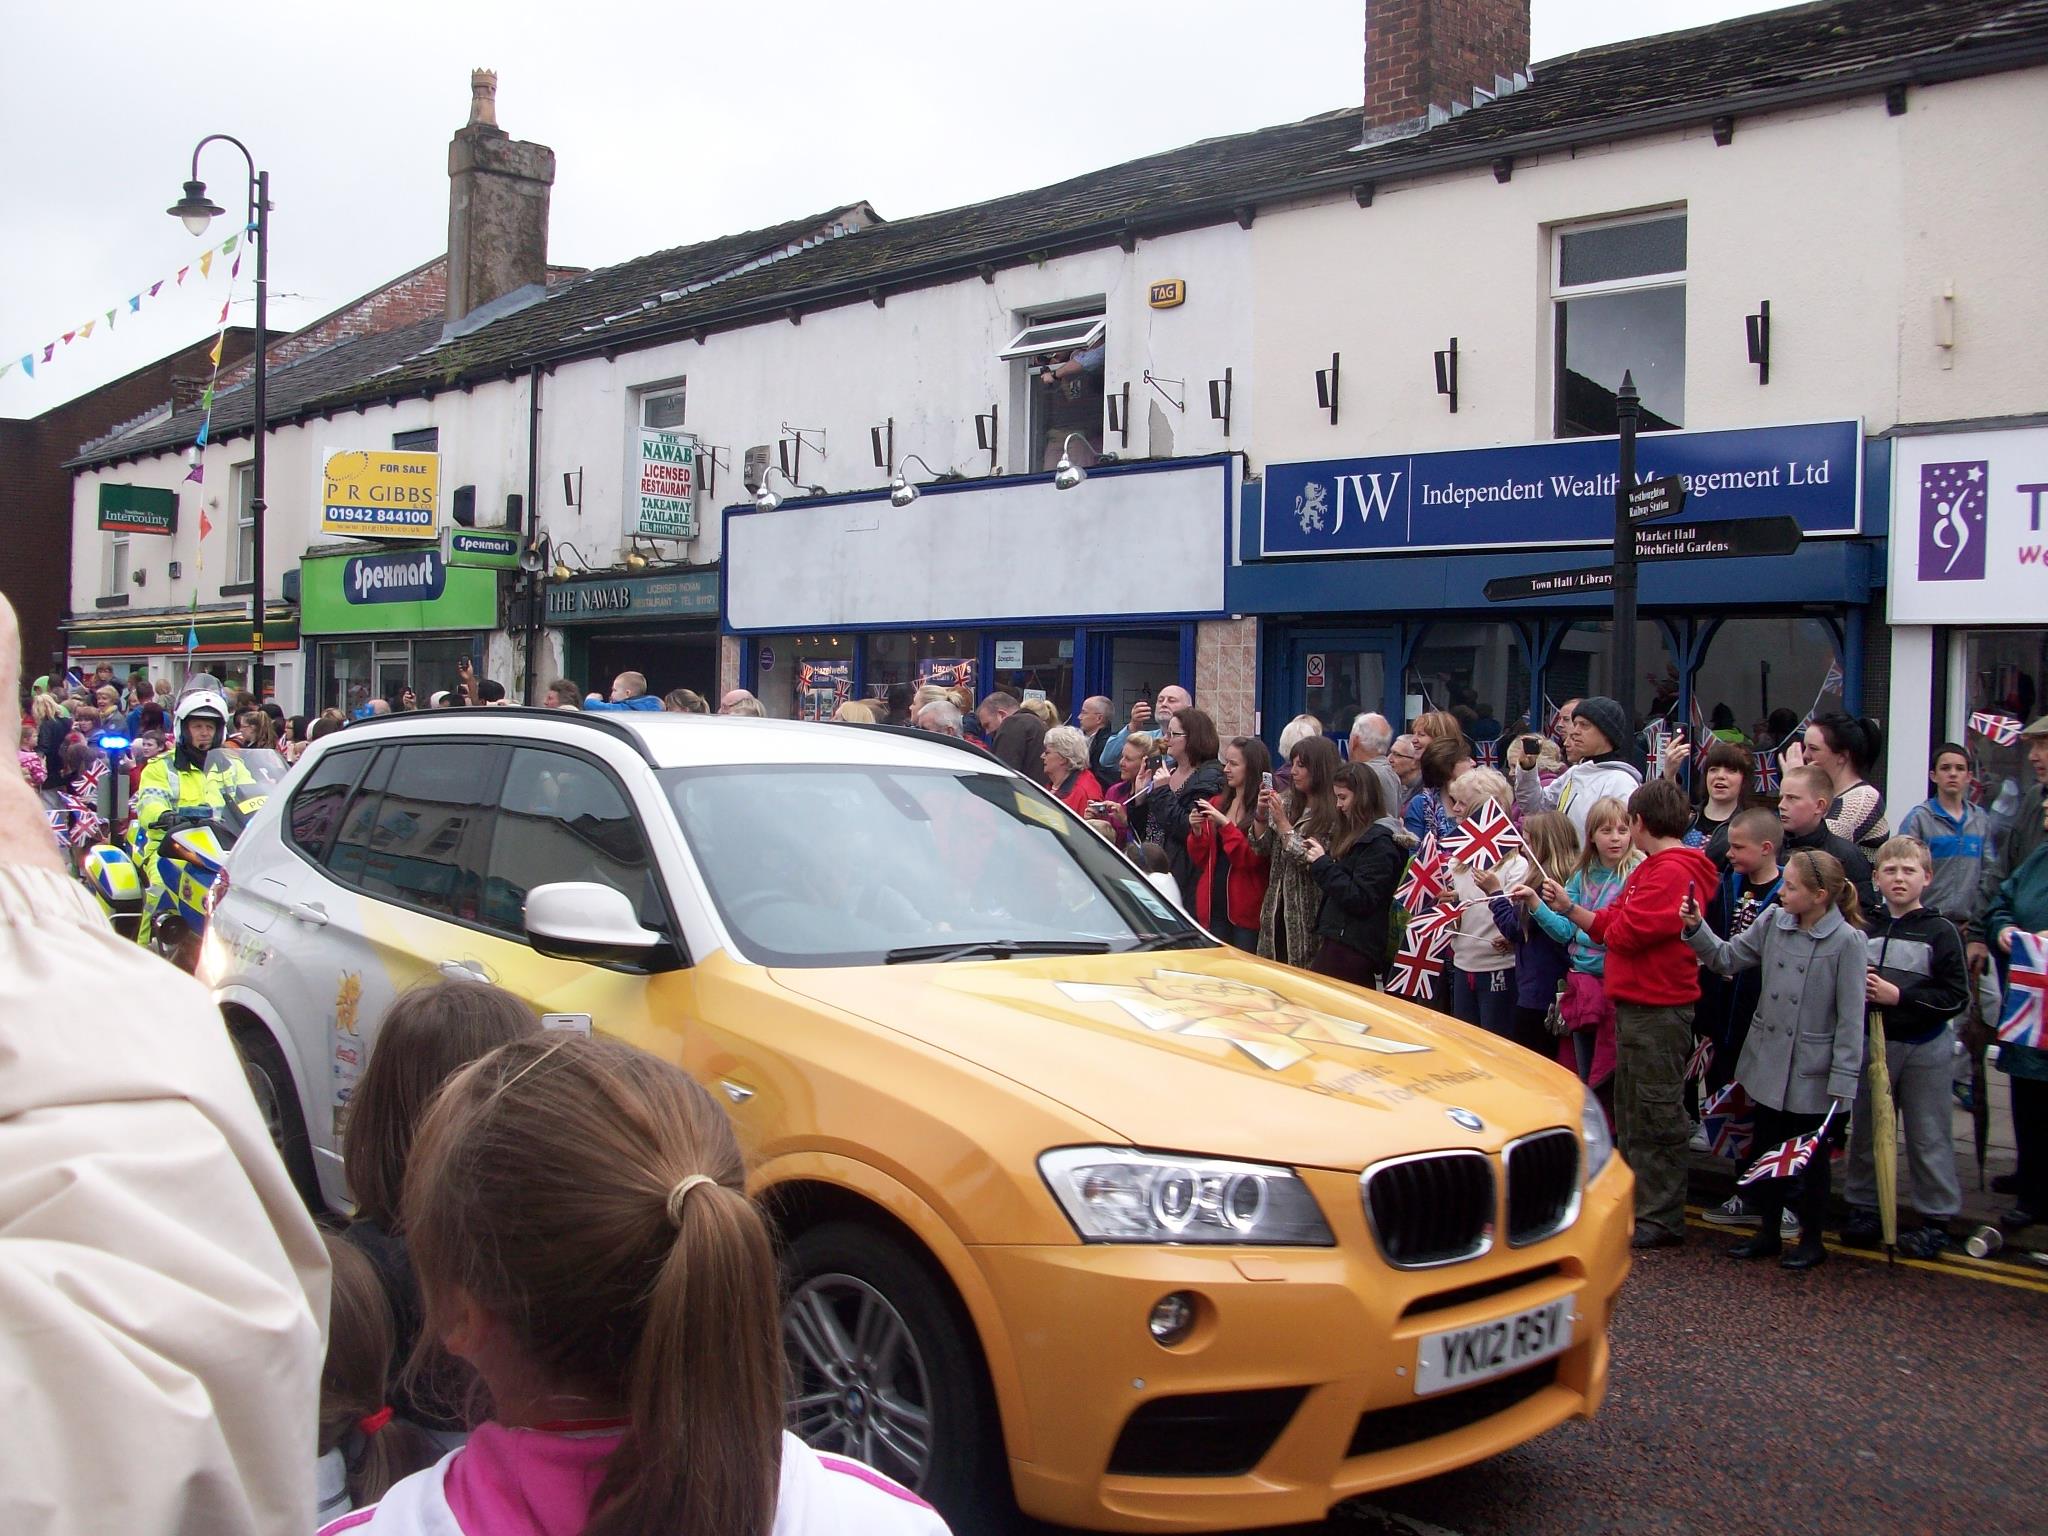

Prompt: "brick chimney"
[445,70,555,326]
[1364,0,1530,132]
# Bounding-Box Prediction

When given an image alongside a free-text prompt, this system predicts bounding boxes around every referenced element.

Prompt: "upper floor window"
[1002,311,1105,472]
[232,462,257,584]
[102,529,131,598]
[642,385,686,430]
[1552,212,1686,438]
[392,427,440,452]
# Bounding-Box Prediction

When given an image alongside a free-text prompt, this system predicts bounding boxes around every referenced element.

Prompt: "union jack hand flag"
[1440,797,1523,873]
[1395,834,1446,911]
[63,793,104,847]
[1752,753,1781,796]
[1689,697,1711,767]
[1646,720,1675,768]
[1385,932,1447,1001]
[1405,901,1464,950]
[1701,1082,1750,1118]
[1997,930,2048,1051]
[1685,1036,1714,1082]
[44,803,68,850]
[1704,1108,1753,1161]
[1542,700,1568,745]
[1473,737,1500,770]
[1737,1131,1820,1186]
[1971,711,2023,748]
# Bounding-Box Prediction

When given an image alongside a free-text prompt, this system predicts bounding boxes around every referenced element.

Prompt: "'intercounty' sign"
[1260,420,1860,559]
[98,483,177,535]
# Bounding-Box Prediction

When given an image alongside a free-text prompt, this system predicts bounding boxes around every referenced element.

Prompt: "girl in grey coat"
[1682,848,1868,1270]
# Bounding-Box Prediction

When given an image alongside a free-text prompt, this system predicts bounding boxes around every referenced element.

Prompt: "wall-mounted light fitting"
[890,454,942,508]
[754,465,822,514]
[699,444,729,501]
[1208,368,1233,437]
[1143,371,1185,413]
[550,538,592,583]
[131,568,147,588]
[1434,337,1460,414]
[870,418,894,472]
[1053,433,1089,492]
[1745,301,1771,386]
[1315,353,1340,426]
[973,403,999,472]
[561,467,584,510]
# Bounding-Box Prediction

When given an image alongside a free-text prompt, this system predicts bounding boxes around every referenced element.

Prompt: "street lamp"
[169,135,269,698]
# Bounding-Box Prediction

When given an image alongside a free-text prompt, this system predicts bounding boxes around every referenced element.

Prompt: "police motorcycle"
[124,688,286,970]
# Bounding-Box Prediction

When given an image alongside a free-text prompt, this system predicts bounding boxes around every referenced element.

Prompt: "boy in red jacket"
[1547,776,1718,1249]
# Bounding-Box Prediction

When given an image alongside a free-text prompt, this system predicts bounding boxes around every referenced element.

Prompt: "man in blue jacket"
[585,670,665,712]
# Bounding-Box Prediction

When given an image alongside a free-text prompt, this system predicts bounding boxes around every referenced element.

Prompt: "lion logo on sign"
[1295,480,1330,534]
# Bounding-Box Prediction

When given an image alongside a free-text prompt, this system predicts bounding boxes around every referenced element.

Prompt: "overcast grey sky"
[1,0,1788,418]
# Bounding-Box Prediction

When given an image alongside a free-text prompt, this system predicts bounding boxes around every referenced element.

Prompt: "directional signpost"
[1626,474,1688,522]
[1484,516,1805,602]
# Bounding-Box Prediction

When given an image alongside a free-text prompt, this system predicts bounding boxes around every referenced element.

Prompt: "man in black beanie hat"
[1510,692,1643,837]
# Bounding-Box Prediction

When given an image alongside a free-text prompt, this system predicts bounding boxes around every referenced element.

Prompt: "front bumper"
[976,1156,1633,1532]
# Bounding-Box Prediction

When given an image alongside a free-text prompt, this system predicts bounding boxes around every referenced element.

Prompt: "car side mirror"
[524,881,674,970]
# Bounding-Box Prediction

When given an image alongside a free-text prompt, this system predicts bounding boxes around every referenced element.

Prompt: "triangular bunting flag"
[217,301,230,325]
[0,361,10,380]
[200,386,214,411]
[199,507,213,536]
[42,343,55,362]
[62,330,76,345]
[149,281,163,298]
[177,266,189,285]
[199,251,214,279]
[129,294,142,311]
[195,421,210,447]
[186,463,205,485]
[230,255,241,279]
[77,321,94,339]
[20,355,32,377]
[105,309,116,328]
[208,337,223,365]
[222,234,239,255]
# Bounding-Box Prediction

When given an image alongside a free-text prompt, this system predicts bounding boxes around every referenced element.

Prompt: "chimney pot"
[470,69,499,127]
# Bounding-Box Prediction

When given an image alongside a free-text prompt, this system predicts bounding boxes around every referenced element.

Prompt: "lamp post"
[1611,371,1640,748]
[168,137,269,699]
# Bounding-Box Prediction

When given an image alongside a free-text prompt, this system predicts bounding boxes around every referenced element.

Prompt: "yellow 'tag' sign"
[1148,279,1186,309]
[321,449,441,540]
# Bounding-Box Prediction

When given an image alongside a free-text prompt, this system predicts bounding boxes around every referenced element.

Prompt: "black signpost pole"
[1611,371,1640,748]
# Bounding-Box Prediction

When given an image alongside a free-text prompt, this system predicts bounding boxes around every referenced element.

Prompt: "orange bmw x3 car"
[206,709,1633,1531]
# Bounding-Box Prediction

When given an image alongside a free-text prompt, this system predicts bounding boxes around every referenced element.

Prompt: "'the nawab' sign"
[320,448,441,540]
[635,430,698,539]
[98,483,177,535]
[1259,420,1861,558]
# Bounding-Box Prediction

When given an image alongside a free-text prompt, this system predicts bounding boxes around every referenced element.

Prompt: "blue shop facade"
[1234,418,1888,753]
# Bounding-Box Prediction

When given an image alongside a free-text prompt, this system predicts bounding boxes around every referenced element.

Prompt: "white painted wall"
[1245,66,2048,466]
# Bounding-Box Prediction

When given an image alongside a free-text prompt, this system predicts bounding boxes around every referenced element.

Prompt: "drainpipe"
[522,364,544,704]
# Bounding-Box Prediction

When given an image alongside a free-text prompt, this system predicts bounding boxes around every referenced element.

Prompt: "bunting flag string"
[182,225,253,571]
[4,230,247,384]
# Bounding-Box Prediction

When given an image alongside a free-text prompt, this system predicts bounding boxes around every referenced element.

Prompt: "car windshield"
[658,763,1205,966]
[205,746,287,833]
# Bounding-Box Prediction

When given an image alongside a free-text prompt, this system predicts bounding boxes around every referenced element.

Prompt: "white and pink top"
[318,1422,953,1536]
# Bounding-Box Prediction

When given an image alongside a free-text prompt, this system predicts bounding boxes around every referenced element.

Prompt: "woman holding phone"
[1142,709,1226,905]
[1095,732,1158,848]
[1186,736,1273,950]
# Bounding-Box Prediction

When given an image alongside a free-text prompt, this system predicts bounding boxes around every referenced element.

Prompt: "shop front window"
[1690,617,1842,757]
[1406,622,1534,745]
[1100,631,1180,724]
[1961,628,2048,848]
[314,635,482,716]
[319,641,373,717]
[1544,620,1674,743]
[991,633,1075,721]
[864,632,980,711]
[768,636,853,722]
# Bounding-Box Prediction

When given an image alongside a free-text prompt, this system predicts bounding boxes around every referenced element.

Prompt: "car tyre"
[231,1020,324,1214]
[783,1221,1014,1533]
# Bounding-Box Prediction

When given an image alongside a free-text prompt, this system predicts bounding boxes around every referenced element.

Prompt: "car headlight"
[1038,1147,1334,1245]
[1580,1082,1615,1182]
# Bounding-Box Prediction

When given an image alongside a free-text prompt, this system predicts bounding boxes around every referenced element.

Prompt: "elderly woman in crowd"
[1097,731,1158,848]
[1042,724,1106,816]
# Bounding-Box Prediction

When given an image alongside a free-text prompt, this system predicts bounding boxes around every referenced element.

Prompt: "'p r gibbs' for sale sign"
[321,448,441,540]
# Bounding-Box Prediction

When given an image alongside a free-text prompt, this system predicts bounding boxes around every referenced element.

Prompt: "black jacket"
[1146,759,1227,906]
[1865,906,1970,1043]
[1307,823,1403,975]
[1783,821,1878,919]
[990,710,1048,785]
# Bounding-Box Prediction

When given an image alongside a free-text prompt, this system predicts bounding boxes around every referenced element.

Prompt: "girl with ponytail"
[319,1034,950,1536]
[1796,713,1890,853]
[317,1235,438,1522]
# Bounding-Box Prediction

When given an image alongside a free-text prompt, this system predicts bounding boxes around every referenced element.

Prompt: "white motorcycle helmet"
[174,689,231,747]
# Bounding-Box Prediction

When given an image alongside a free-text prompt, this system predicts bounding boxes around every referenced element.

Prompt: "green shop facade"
[300,530,520,715]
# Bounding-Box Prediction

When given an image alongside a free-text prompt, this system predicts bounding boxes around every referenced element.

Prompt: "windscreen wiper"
[883,938,1114,965]
[1124,932,1213,952]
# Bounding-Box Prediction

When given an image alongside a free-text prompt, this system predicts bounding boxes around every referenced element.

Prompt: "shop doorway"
[580,630,718,704]
[1283,630,1402,744]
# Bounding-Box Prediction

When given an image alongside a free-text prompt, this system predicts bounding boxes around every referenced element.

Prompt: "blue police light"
[99,736,131,752]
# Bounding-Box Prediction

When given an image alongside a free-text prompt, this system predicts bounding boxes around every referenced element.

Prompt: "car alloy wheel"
[783,1272,935,1489]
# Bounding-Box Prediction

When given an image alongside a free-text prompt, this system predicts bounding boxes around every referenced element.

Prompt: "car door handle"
[288,902,328,927]
[439,958,493,983]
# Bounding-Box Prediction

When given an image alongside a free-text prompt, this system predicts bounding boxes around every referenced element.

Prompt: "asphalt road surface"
[1039,1208,2048,1536]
